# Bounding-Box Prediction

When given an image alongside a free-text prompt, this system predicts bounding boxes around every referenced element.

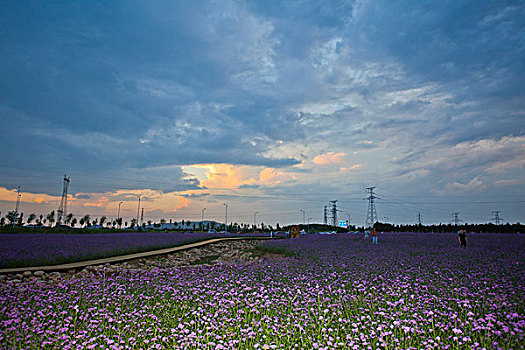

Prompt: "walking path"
[0,236,272,275]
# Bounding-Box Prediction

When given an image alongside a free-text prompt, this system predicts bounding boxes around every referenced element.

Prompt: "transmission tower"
[329,200,340,226]
[491,211,503,225]
[13,186,21,227]
[417,213,422,225]
[56,175,70,226]
[365,187,378,227]
[323,206,328,225]
[452,212,462,226]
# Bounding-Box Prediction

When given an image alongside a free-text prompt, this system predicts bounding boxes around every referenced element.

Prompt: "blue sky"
[0,0,524,226]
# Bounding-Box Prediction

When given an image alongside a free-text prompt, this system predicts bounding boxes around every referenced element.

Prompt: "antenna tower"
[365,187,378,227]
[491,211,503,225]
[13,186,21,227]
[56,175,70,226]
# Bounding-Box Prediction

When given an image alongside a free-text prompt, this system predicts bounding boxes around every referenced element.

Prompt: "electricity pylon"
[56,175,70,226]
[365,187,378,227]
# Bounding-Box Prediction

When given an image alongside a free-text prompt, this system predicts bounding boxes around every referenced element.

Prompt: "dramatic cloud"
[1,0,524,224]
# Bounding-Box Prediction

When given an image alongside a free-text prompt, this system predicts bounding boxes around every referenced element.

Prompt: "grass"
[248,244,296,258]
[190,255,221,265]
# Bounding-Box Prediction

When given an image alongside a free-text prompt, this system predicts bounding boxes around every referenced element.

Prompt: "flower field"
[1,233,524,349]
[0,232,252,268]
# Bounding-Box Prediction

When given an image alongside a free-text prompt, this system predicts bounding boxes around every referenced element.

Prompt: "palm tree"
[46,211,55,227]
[27,213,36,225]
[82,214,90,228]
[99,216,106,227]
[65,213,73,226]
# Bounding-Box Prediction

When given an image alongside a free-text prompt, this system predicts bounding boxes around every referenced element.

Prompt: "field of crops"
[0,232,266,268]
[1,233,523,349]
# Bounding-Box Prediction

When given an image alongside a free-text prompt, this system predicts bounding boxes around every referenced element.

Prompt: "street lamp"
[307,217,312,233]
[300,209,305,224]
[201,208,206,231]
[254,211,258,229]
[136,195,141,230]
[117,201,123,228]
[223,203,228,233]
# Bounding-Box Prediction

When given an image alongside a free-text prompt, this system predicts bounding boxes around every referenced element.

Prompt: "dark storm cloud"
[0,0,523,225]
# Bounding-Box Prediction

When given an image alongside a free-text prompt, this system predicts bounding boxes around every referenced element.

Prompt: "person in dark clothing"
[458,230,467,248]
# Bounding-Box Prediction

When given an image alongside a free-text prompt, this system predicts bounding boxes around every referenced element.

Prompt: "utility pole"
[117,201,123,228]
[452,212,461,226]
[300,209,305,224]
[56,175,70,226]
[491,211,503,225]
[201,208,206,224]
[13,186,21,228]
[365,187,379,227]
[140,208,144,227]
[136,195,141,230]
[223,203,228,233]
[329,200,339,226]
[323,206,328,225]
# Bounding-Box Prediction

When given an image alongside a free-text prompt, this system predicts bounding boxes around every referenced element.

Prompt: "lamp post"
[117,201,123,228]
[223,203,228,233]
[136,195,141,230]
[254,211,258,229]
[201,208,206,231]
[300,209,305,224]
[307,217,312,233]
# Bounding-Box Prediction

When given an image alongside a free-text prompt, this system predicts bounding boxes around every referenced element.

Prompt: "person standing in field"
[371,227,378,244]
[458,230,467,248]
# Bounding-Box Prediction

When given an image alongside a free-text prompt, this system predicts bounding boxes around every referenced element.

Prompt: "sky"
[0,0,524,227]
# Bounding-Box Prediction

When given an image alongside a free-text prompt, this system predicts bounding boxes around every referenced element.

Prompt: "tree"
[147,220,152,226]
[99,216,106,227]
[0,217,5,226]
[65,213,73,226]
[116,217,123,228]
[39,215,44,226]
[17,213,24,226]
[46,211,55,227]
[160,218,166,224]
[71,217,77,227]
[27,213,36,225]
[82,215,90,228]
[130,218,137,229]
[79,218,85,227]
[5,211,16,225]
